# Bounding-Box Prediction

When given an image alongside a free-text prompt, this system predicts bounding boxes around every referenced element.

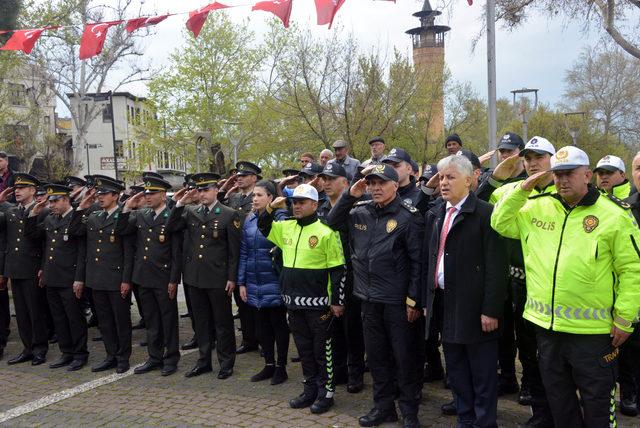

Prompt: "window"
[114,140,123,157]
[102,105,112,123]
[8,84,27,106]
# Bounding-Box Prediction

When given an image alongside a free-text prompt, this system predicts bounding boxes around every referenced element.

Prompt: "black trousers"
[46,286,88,360]
[183,283,196,332]
[0,286,9,348]
[188,285,235,370]
[332,295,365,382]
[39,285,55,339]
[498,284,516,384]
[617,325,640,399]
[234,286,257,346]
[361,301,421,418]
[255,306,289,366]
[288,308,334,398]
[92,289,132,363]
[11,278,48,357]
[536,328,617,428]
[139,286,180,367]
[444,340,499,428]
[131,283,145,323]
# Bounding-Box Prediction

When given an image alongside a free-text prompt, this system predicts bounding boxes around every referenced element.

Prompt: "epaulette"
[606,193,631,210]
[354,200,372,207]
[401,201,418,214]
[528,192,553,200]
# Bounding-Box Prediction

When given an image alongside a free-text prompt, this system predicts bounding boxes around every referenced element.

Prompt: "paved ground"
[0,290,639,427]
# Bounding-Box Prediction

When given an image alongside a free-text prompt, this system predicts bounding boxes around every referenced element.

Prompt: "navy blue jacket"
[237,211,284,308]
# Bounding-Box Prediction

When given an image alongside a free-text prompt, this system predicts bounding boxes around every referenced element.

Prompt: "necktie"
[435,206,457,288]
[18,205,25,216]
[203,206,210,216]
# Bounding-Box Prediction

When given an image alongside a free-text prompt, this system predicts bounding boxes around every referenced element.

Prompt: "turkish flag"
[0,28,47,54]
[252,0,293,28]
[79,21,123,60]
[186,2,229,38]
[125,15,170,33]
[315,0,346,29]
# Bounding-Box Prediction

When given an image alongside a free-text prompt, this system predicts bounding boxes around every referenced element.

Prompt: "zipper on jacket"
[550,208,572,330]
[291,225,304,268]
[365,216,379,301]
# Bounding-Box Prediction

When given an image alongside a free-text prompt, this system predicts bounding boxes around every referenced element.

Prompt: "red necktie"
[435,206,457,288]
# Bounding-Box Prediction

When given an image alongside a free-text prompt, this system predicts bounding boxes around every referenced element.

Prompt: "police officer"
[258,184,345,414]
[491,146,640,427]
[361,137,386,167]
[119,176,182,376]
[70,176,133,374]
[594,155,631,199]
[326,164,424,428]
[381,148,421,206]
[26,183,88,371]
[165,173,240,380]
[0,173,49,365]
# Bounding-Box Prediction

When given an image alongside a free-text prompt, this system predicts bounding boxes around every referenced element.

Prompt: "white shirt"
[437,194,469,289]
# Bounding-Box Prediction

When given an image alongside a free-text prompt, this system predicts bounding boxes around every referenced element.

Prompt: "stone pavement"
[0,293,638,427]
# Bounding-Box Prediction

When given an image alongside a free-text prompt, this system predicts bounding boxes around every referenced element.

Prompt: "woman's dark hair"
[255,180,276,197]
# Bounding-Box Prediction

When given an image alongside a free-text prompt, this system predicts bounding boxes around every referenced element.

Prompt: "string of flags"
[0,0,352,59]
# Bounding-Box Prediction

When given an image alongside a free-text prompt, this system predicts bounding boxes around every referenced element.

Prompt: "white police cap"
[594,155,625,173]
[550,146,590,171]
[291,183,319,202]
[520,136,555,157]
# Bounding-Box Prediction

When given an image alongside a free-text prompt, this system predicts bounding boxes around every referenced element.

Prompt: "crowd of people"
[0,133,639,428]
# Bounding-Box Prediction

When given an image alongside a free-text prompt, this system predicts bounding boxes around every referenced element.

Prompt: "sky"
[111,0,602,109]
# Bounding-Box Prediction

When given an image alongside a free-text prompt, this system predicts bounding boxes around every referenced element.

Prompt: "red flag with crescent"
[125,15,170,33]
[0,28,48,54]
[79,21,123,60]
[252,0,293,28]
[186,2,230,38]
[315,0,346,29]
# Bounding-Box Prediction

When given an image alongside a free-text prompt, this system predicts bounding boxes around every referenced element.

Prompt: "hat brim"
[291,195,317,202]
[365,172,395,182]
[47,194,65,201]
[236,171,256,176]
[550,164,587,171]
[319,172,344,179]
[497,143,522,151]
[298,171,319,178]
[96,188,118,195]
[382,157,403,164]
[520,149,553,157]
[593,165,621,173]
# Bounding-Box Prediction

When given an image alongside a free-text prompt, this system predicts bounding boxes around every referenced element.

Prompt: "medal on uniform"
[159,232,166,243]
[110,232,115,243]
[213,221,219,239]
[63,228,69,242]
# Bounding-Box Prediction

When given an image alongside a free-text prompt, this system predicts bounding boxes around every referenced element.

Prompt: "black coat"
[0,202,48,279]
[423,192,508,344]
[626,192,640,226]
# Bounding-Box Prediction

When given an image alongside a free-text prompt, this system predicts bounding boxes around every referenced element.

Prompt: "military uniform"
[165,173,241,376]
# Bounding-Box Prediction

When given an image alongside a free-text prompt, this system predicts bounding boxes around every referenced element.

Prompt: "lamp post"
[563,111,586,146]
[511,88,539,142]
[487,0,497,163]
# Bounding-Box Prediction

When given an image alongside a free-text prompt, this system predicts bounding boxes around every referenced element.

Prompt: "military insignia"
[46,187,54,194]
[233,219,241,229]
[95,178,102,186]
[109,235,115,243]
[159,234,165,243]
[386,219,397,233]
[145,181,151,186]
[372,164,385,174]
[63,234,68,242]
[555,149,569,161]
[583,215,599,233]
[308,235,319,248]
[214,207,221,214]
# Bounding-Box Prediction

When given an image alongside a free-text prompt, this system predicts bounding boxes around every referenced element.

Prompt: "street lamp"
[563,112,586,146]
[511,88,539,142]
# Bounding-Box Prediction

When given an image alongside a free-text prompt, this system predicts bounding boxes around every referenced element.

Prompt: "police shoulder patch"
[354,200,372,207]
[606,193,631,210]
[401,201,418,213]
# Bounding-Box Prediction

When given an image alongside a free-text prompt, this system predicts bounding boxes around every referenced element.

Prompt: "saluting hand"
[78,188,96,210]
[124,192,144,210]
[168,283,177,300]
[478,150,496,165]
[172,187,187,202]
[31,198,48,216]
[481,315,499,332]
[270,196,287,210]
[0,186,14,203]
[308,175,322,191]
[520,170,552,192]
[491,153,521,181]
[349,179,368,198]
[70,186,84,201]
[179,189,199,205]
[425,173,440,190]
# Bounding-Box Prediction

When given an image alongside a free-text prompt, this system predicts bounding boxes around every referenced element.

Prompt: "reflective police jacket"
[258,211,345,310]
[491,185,640,334]
[326,193,424,308]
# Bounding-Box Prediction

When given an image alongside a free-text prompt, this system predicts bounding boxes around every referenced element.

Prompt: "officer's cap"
[497,132,525,151]
[368,136,385,146]
[282,168,299,177]
[365,164,399,183]
[382,148,412,164]
[183,174,195,189]
[142,171,163,180]
[419,164,438,182]
[594,155,625,173]
[550,146,590,171]
[520,136,556,157]
[192,172,221,190]
[291,183,319,202]
[319,162,347,179]
[129,184,144,195]
[95,177,125,195]
[36,185,48,196]
[13,173,40,188]
[409,159,419,173]
[144,177,172,194]
[299,163,323,178]
[236,161,261,176]
[85,174,123,189]
[44,183,71,201]
[456,149,481,170]
[64,176,86,188]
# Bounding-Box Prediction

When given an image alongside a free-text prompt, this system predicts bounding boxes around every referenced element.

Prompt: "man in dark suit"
[118,176,182,376]
[26,184,88,371]
[165,172,241,380]
[423,154,508,428]
[0,173,49,365]
[69,176,133,374]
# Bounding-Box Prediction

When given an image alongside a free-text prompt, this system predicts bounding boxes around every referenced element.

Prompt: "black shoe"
[290,354,301,363]
[358,408,398,427]
[184,365,212,378]
[498,378,519,396]
[402,415,420,428]
[180,312,191,319]
[0,347,4,360]
[87,315,98,328]
[518,385,532,406]
[517,413,555,428]
[620,396,639,417]
[289,392,317,409]
[91,359,117,372]
[251,365,275,382]
[31,355,46,366]
[347,377,364,393]
[48,334,58,344]
[8,353,33,365]
[441,400,457,416]
[217,368,233,379]
[132,320,145,330]
[161,365,177,377]
[236,342,258,354]
[271,365,288,385]
[180,337,198,351]
[423,364,444,382]
[133,360,162,374]
[49,356,73,369]
[334,371,349,386]
[310,396,334,414]
[116,362,130,374]
[67,359,86,372]
[139,341,147,347]
[92,336,102,342]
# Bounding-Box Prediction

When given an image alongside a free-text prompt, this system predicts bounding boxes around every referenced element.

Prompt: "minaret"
[406,0,450,145]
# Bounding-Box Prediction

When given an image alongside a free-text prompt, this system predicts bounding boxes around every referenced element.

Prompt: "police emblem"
[372,164,385,174]
[386,219,397,233]
[555,149,569,161]
[308,235,319,248]
[583,215,599,233]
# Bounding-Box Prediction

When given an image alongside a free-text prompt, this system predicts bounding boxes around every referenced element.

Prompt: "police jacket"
[165,202,240,289]
[258,210,345,310]
[69,207,134,291]
[398,178,421,206]
[237,211,284,309]
[25,210,86,287]
[116,207,182,289]
[326,192,424,308]
[492,185,640,334]
[0,202,48,279]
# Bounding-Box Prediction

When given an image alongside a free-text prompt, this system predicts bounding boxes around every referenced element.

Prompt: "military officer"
[165,172,241,380]
[0,173,50,365]
[69,176,133,374]
[118,176,182,376]
[26,184,88,371]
